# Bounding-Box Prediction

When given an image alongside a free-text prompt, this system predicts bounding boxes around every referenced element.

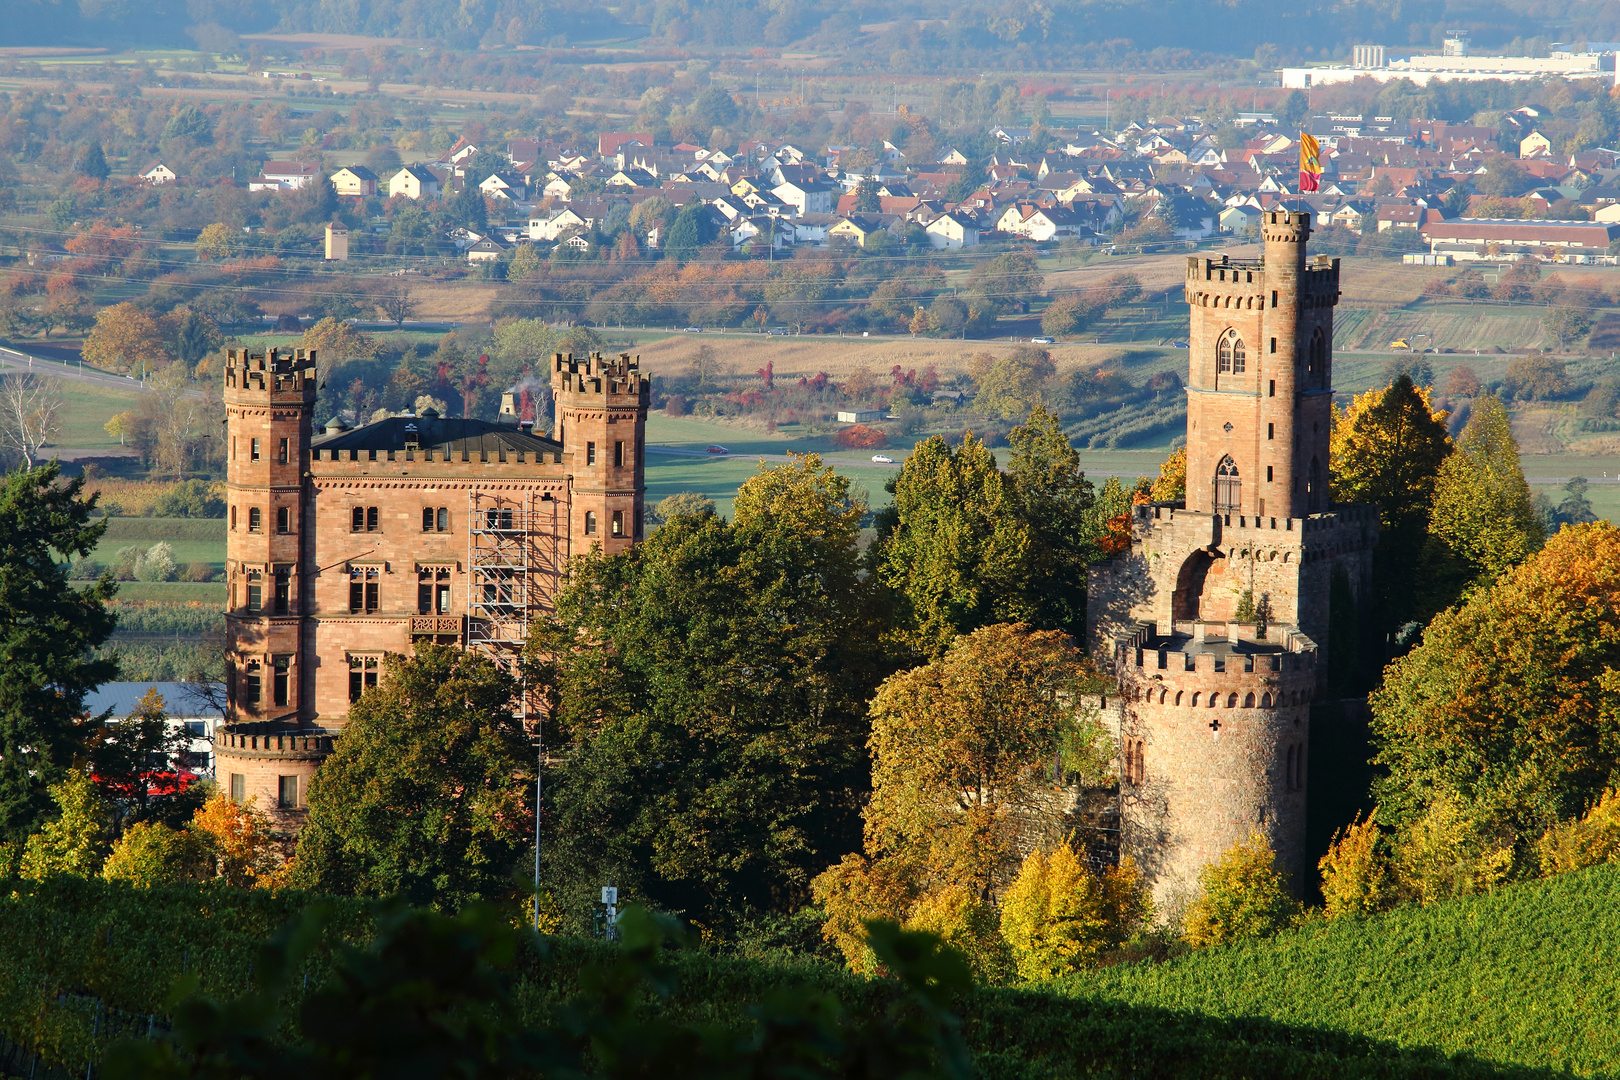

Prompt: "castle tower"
[552,351,647,554]
[219,347,324,828]
[1087,211,1377,910]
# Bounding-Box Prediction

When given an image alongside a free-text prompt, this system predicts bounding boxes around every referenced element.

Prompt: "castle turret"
[551,351,648,554]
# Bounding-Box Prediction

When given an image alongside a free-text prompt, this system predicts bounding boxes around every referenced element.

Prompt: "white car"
[871,454,895,464]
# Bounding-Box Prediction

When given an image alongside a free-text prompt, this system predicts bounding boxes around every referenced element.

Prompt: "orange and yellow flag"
[1298,132,1323,192]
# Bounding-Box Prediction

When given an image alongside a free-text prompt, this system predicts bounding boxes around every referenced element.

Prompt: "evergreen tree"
[448,179,488,232]
[855,176,881,213]
[72,141,109,180]
[293,646,535,909]
[663,201,711,261]
[174,309,223,366]
[875,434,1034,659]
[1422,395,1543,612]
[0,464,117,840]
[1005,406,1094,638]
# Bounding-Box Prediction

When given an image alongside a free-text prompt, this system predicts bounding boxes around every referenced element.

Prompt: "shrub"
[133,542,178,583]
[68,556,104,581]
[147,479,226,519]
[832,424,888,449]
[101,821,209,887]
[1181,831,1302,947]
[651,491,716,524]
[1537,789,1620,876]
[664,393,689,417]
[181,561,216,582]
[1000,842,1150,980]
[1319,813,1396,918]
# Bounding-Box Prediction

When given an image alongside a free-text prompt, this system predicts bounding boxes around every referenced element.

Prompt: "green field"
[79,582,226,603]
[1066,862,1620,1075]
[90,517,226,572]
[55,380,145,450]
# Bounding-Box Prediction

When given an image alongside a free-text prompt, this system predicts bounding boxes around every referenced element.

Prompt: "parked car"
[766,327,789,335]
[1030,336,1054,344]
[1170,340,1189,348]
[871,454,895,464]
[706,445,729,454]
[684,326,703,333]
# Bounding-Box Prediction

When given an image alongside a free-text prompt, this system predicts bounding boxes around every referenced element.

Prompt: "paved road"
[0,345,151,392]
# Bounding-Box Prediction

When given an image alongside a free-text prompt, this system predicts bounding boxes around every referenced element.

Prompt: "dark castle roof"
[311,413,561,457]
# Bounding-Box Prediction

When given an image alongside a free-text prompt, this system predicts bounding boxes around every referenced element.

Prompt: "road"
[0,345,153,392]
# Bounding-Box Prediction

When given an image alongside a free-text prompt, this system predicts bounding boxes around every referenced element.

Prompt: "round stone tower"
[1087,210,1377,912]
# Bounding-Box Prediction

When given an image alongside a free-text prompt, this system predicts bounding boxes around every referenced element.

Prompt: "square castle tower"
[1088,209,1378,908]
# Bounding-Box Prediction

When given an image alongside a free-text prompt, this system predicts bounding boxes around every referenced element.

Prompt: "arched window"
[1175,691,1184,706]
[1244,692,1255,708]
[1227,693,1238,708]
[1134,740,1145,785]
[1308,456,1322,512]
[1307,327,1327,381]
[1214,455,1241,512]
[1217,329,1244,374]
[1191,692,1200,707]
[1261,692,1273,708]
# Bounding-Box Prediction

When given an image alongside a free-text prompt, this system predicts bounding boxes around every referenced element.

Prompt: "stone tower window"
[1308,457,1322,512]
[1307,327,1327,384]
[1214,456,1241,512]
[1231,336,1245,373]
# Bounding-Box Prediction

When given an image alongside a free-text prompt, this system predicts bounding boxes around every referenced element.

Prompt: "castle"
[1088,209,1377,908]
[214,348,649,826]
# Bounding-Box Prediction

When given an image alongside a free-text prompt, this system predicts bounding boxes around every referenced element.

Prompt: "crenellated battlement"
[553,351,649,401]
[224,348,318,397]
[216,722,336,759]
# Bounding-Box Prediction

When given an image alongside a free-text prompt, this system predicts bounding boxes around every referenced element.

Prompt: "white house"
[140,162,177,185]
[924,212,980,249]
[388,165,442,200]
[528,207,593,241]
[772,179,835,217]
[84,682,223,776]
[260,161,321,191]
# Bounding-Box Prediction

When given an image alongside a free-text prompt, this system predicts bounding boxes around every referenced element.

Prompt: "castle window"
[251,438,261,461]
[348,655,380,702]
[612,510,623,537]
[1134,740,1145,784]
[585,511,597,535]
[1244,692,1255,708]
[231,437,237,461]
[277,507,291,534]
[1214,456,1241,513]
[1191,692,1200,707]
[243,659,262,706]
[352,507,364,532]
[1227,693,1238,708]
[418,568,452,614]
[1262,692,1273,707]
[273,656,290,707]
[277,775,299,809]
[1267,423,1274,441]
[273,569,290,614]
[367,506,379,531]
[279,438,289,464]
[230,506,237,530]
[422,508,435,532]
[1308,457,1322,512]
[1269,380,1275,397]
[587,441,596,465]
[248,507,262,533]
[1231,338,1245,373]
[1267,466,1274,482]
[437,507,449,532]
[614,441,624,468]
[246,569,263,613]
[229,773,245,803]
[349,567,379,614]
[634,507,643,539]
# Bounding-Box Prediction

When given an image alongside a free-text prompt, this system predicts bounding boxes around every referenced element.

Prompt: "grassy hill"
[1056,862,1620,1076]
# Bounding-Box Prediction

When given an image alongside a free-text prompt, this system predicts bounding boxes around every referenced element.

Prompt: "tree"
[1445,365,1483,398]
[1555,476,1597,526]
[82,302,170,376]
[535,456,884,923]
[91,687,198,831]
[0,373,63,468]
[1537,788,1620,877]
[649,490,715,524]
[1000,844,1149,979]
[1372,523,1620,866]
[974,348,1055,420]
[1040,293,1104,339]
[301,317,379,366]
[373,283,417,328]
[1505,352,1571,399]
[162,105,213,145]
[191,791,281,887]
[173,309,223,367]
[1005,406,1095,638]
[875,434,1034,658]
[294,646,535,909]
[1476,157,1531,198]
[1423,395,1544,606]
[492,318,557,372]
[1318,813,1395,919]
[664,201,713,261]
[1279,89,1309,128]
[507,243,542,280]
[101,820,209,887]
[813,624,1111,975]
[0,464,117,839]
[1329,375,1453,634]
[855,176,881,213]
[1150,445,1186,502]
[449,179,488,232]
[194,223,238,260]
[1181,831,1302,947]
[19,770,107,879]
[72,141,110,180]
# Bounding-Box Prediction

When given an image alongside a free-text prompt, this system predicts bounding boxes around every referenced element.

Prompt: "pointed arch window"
[1306,327,1326,380]
[1217,329,1245,374]
[1214,455,1241,512]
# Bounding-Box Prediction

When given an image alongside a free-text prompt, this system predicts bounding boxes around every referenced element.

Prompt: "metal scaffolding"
[466,491,564,712]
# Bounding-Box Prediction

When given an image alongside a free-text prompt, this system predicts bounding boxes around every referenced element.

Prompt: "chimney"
[499,392,517,424]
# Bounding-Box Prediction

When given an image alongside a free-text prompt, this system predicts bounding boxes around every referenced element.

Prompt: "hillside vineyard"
[1089,209,1378,908]
[214,348,650,826]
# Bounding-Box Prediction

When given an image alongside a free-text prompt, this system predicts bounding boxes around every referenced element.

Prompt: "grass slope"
[1063,862,1620,1075]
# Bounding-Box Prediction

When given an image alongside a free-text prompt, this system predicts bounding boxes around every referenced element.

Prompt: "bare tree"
[0,373,63,468]
[374,283,418,328]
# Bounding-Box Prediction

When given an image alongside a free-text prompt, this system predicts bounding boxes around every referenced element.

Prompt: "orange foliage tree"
[832,424,888,449]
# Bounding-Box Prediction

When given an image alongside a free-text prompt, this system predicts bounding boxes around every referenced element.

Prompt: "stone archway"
[1172,548,1220,620]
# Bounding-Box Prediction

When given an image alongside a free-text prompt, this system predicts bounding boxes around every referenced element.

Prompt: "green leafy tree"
[72,141,110,180]
[19,769,108,880]
[1423,395,1544,610]
[875,434,1036,658]
[91,687,201,830]
[855,176,881,213]
[974,348,1055,421]
[1372,523,1620,870]
[448,179,488,232]
[101,820,209,887]
[0,464,117,839]
[161,105,214,145]
[1181,831,1302,948]
[650,490,715,524]
[1329,375,1453,636]
[1005,406,1095,638]
[174,309,223,367]
[534,456,885,923]
[293,646,535,909]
